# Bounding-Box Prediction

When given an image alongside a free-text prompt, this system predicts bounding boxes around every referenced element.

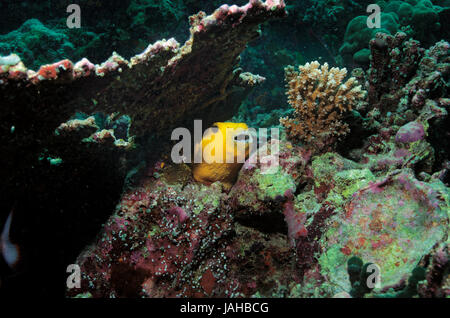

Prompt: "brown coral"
[280,61,366,152]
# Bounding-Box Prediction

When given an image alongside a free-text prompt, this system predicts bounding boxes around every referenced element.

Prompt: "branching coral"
[280,61,366,152]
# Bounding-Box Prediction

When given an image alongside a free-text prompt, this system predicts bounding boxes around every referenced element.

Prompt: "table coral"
[280,61,366,153]
[0,0,287,296]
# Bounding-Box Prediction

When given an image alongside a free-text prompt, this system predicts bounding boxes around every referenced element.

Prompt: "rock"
[317,170,449,295]
[395,121,426,144]
[228,139,311,218]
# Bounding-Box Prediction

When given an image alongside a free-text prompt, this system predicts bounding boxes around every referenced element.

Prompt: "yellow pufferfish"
[193,122,253,191]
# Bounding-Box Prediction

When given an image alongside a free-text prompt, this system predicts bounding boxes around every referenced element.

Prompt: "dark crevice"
[235,209,287,235]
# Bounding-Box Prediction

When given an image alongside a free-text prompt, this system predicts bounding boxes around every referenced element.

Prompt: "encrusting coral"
[280,61,366,152]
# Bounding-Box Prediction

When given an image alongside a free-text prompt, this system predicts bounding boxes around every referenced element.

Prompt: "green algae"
[255,167,296,201]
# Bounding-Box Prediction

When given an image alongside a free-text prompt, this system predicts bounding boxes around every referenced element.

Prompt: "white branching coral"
[280,61,366,151]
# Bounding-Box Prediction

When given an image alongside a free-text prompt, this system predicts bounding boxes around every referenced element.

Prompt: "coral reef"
[316,167,448,295]
[65,137,449,298]
[338,0,450,67]
[418,243,450,297]
[339,12,400,66]
[0,0,287,296]
[366,32,425,116]
[228,139,311,221]
[59,41,449,296]
[280,61,366,153]
[303,0,374,55]
[0,19,76,69]
[0,0,448,299]
[67,173,232,297]
[1,0,448,120]
[384,0,442,45]
[346,32,449,174]
[0,1,185,69]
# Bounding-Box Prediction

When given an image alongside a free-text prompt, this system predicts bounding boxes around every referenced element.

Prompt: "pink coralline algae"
[395,121,426,143]
[282,190,308,246]
[311,166,449,296]
[228,139,310,218]
[165,206,189,226]
[65,136,449,298]
[349,116,435,174]
[67,171,233,297]
[418,243,450,297]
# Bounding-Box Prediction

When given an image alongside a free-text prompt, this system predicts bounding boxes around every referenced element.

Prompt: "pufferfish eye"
[234,133,253,143]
